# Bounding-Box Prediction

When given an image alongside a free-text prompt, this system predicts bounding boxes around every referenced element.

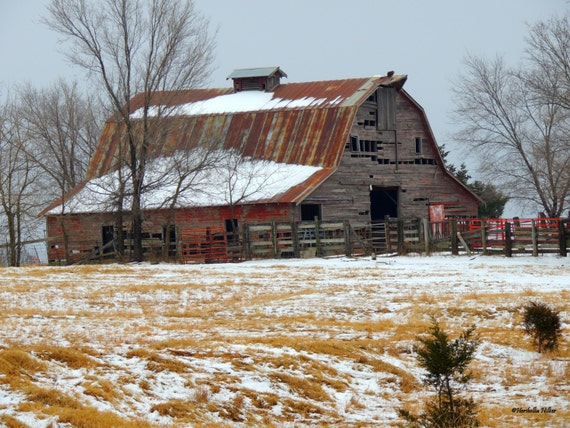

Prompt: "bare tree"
[18,80,101,262]
[452,34,570,217]
[0,97,39,266]
[44,0,215,261]
[525,15,570,111]
[19,80,101,197]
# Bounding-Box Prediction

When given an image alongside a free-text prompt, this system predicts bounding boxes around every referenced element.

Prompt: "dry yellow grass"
[0,414,30,428]
[0,259,567,427]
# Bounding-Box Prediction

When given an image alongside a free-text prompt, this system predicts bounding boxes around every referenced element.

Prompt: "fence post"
[314,216,322,257]
[397,218,405,255]
[244,224,251,260]
[481,219,487,255]
[532,219,538,257]
[558,220,567,257]
[505,221,513,257]
[344,220,352,257]
[385,215,392,252]
[175,226,181,262]
[291,221,300,258]
[271,222,278,258]
[451,220,458,255]
[422,217,430,255]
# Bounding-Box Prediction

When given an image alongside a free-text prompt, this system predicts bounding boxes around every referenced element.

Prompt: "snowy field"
[0,254,568,427]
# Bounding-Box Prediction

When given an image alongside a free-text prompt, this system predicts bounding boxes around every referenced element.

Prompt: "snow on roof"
[48,150,322,215]
[131,90,342,118]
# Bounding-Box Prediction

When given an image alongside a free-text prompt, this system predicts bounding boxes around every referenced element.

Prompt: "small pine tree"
[400,317,480,427]
[523,301,562,353]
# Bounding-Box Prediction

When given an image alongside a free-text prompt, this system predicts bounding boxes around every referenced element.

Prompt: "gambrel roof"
[41,70,483,216]
[83,73,407,207]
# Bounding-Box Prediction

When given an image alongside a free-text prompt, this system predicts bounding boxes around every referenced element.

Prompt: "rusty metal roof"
[83,74,407,206]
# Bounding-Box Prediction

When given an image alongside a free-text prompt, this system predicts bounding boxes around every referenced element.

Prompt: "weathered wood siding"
[46,204,295,262]
[302,88,478,221]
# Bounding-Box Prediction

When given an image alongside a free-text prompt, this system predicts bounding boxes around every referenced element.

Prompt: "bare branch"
[452,17,570,218]
[43,0,216,261]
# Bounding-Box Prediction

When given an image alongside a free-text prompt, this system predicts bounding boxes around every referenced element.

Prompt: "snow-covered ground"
[0,254,568,427]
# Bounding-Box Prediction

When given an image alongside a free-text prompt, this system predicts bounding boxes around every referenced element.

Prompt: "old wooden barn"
[42,67,480,263]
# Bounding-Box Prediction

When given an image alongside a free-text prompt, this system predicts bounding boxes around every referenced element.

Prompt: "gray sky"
[0,0,567,167]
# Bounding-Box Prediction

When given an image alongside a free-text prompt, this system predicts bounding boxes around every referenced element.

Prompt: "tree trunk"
[445,376,454,412]
[132,194,143,262]
[114,208,125,261]
[7,212,17,267]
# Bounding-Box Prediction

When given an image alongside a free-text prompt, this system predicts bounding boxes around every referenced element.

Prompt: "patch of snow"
[131,91,342,119]
[48,150,322,214]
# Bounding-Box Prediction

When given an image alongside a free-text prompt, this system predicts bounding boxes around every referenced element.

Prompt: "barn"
[42,67,480,263]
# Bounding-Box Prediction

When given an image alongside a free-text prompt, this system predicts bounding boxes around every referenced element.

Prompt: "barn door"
[370,187,398,220]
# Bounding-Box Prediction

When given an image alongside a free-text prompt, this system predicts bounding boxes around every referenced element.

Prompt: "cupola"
[227,66,287,92]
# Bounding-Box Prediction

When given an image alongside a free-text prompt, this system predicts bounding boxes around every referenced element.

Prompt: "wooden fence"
[452,218,568,257]
[176,217,569,262]
[46,217,569,264]
[174,220,369,262]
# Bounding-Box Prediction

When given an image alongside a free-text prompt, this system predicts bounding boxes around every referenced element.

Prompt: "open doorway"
[370,187,398,220]
[102,225,114,254]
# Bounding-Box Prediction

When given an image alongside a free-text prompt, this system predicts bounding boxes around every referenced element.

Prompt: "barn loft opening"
[227,66,288,92]
[370,187,399,220]
[300,204,322,221]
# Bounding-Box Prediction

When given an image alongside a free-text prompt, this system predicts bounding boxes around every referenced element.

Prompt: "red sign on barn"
[430,204,445,238]
[429,204,445,222]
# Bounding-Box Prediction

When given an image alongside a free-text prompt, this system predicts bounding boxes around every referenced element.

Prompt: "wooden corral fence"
[46,217,569,264]
[453,217,569,257]
[242,220,370,260]
[180,227,228,264]
[416,217,569,257]
[179,216,569,261]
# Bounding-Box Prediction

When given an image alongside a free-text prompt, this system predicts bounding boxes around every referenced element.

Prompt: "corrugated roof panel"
[266,111,287,159]
[286,110,313,164]
[281,110,304,163]
[243,111,273,158]
[87,123,121,178]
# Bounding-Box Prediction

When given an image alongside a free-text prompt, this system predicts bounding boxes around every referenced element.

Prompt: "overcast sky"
[0,0,567,169]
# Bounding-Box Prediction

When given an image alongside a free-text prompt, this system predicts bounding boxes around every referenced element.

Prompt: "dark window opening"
[415,137,422,154]
[301,204,322,221]
[350,136,379,153]
[225,219,239,241]
[163,224,176,243]
[366,91,377,102]
[413,158,436,165]
[102,225,114,254]
[162,224,177,257]
[350,135,359,151]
